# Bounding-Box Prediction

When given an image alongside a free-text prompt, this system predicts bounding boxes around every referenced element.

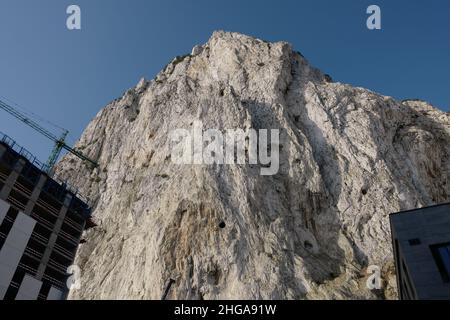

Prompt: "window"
[0,207,19,251]
[408,238,421,246]
[430,243,450,283]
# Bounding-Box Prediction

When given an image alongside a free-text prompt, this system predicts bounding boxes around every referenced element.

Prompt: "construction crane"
[0,98,98,173]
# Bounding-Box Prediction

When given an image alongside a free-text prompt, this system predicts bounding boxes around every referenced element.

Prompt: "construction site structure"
[0,132,94,300]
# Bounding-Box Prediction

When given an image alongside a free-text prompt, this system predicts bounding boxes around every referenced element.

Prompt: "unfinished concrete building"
[0,133,93,300]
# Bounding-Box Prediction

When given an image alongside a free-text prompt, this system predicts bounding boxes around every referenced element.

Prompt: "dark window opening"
[3,267,26,300]
[38,282,52,300]
[430,243,450,283]
[19,163,41,187]
[41,179,66,204]
[69,198,91,218]
[31,203,57,225]
[44,264,68,290]
[408,238,421,246]
[38,191,63,213]
[8,189,28,208]
[0,207,19,251]
[1,150,18,171]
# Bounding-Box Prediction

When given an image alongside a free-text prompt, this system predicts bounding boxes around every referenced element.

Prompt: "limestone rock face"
[55,31,450,300]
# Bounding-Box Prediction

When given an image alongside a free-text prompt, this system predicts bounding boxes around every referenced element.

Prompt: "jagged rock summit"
[56,31,450,299]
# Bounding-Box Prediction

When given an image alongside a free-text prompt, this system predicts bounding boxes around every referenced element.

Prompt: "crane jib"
[0,98,98,170]
[62,144,98,167]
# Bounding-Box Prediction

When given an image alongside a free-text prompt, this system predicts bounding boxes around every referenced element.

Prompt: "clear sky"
[0,0,449,163]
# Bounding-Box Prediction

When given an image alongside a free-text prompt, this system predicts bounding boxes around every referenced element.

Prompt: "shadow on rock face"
[157,95,350,299]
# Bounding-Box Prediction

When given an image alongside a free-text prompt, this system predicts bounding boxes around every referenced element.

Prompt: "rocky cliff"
[55,31,450,299]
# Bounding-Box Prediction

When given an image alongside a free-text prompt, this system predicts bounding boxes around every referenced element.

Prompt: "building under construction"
[0,132,93,300]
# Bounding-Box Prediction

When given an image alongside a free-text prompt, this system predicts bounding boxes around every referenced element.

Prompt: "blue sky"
[0,0,449,163]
